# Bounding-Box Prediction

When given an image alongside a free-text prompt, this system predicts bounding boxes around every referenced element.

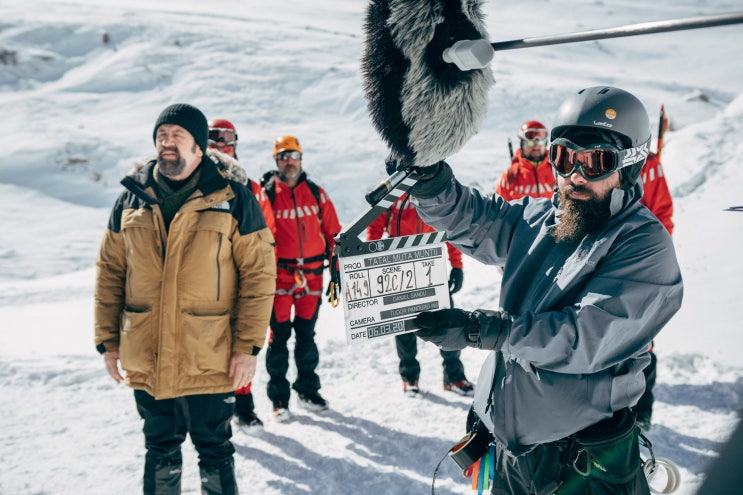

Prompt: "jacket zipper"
[216,233,222,301]
[291,190,306,262]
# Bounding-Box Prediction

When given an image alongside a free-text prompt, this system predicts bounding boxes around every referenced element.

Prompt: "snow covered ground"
[1,0,742,493]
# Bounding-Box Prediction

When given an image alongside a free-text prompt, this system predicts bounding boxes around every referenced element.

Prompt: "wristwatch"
[466,310,481,347]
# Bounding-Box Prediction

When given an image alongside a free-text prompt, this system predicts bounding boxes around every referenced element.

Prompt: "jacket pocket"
[181,311,232,376]
[119,307,156,374]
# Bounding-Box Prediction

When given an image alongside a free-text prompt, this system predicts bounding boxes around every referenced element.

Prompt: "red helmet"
[208,119,238,158]
[518,120,547,142]
[209,118,237,134]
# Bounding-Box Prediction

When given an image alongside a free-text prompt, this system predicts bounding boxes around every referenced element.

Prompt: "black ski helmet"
[550,86,651,189]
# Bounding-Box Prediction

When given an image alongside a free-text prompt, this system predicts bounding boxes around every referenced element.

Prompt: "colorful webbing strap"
[489,445,495,485]
[470,459,480,491]
[467,444,496,494]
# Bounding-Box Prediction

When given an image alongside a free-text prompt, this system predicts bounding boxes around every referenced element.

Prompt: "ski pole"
[656,105,668,161]
[443,11,743,70]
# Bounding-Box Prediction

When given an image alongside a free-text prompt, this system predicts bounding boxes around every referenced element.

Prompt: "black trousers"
[395,332,466,384]
[266,310,321,405]
[134,390,235,467]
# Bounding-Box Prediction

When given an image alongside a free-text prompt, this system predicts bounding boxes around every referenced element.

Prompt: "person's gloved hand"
[415,308,510,350]
[409,161,454,198]
[416,309,471,350]
[385,154,404,176]
[448,267,464,294]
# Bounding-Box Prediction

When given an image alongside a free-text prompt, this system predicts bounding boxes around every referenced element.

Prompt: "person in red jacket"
[495,120,555,200]
[367,193,474,397]
[634,151,674,431]
[208,118,276,429]
[640,151,674,235]
[262,135,342,421]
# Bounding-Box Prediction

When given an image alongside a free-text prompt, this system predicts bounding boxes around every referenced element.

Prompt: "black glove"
[409,161,454,198]
[415,308,510,350]
[448,267,464,294]
[385,154,405,176]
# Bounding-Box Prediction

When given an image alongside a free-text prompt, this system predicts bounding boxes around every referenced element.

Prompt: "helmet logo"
[605,108,617,120]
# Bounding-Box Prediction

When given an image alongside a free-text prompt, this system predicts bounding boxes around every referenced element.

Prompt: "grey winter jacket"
[412,170,683,455]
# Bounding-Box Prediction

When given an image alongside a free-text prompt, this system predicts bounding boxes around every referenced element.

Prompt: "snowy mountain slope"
[1,1,742,494]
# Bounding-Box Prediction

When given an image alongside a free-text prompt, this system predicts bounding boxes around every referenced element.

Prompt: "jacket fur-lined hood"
[128,149,248,186]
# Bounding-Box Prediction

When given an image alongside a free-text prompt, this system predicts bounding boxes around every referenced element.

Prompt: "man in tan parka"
[94,103,275,495]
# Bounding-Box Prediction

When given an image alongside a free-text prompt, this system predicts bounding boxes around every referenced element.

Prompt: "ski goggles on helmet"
[276,150,302,161]
[208,129,236,147]
[518,127,548,146]
[549,138,649,181]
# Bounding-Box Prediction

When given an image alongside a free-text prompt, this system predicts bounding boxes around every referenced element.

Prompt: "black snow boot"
[199,458,238,495]
[234,393,263,428]
[143,452,182,495]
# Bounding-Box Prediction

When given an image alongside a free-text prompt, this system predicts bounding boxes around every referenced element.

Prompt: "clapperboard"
[333,170,450,345]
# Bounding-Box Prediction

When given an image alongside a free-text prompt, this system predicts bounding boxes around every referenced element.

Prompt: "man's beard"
[157,147,187,178]
[526,149,546,162]
[552,185,612,244]
[279,164,302,182]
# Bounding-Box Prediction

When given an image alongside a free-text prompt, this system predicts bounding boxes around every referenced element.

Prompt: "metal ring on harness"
[643,457,681,494]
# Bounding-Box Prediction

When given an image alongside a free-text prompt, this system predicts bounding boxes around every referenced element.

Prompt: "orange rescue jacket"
[495,150,555,201]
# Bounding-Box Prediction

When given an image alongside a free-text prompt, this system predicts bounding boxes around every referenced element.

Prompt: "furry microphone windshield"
[361,0,495,169]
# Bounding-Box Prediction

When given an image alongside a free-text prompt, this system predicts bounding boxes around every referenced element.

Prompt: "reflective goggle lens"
[522,137,548,147]
[208,140,235,149]
[277,150,302,161]
[208,129,236,147]
[550,139,620,181]
[519,128,548,141]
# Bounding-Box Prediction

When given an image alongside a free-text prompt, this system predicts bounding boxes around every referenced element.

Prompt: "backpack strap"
[304,178,323,222]
[261,171,277,203]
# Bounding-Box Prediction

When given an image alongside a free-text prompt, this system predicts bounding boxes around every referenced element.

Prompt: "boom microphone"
[442,39,494,71]
[361,0,494,169]
[441,11,743,70]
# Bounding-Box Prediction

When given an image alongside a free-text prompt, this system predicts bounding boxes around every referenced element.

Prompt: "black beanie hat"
[152,103,208,153]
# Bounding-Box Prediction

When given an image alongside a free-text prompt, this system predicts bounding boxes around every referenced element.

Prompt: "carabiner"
[329,281,340,307]
[293,269,307,289]
[572,447,591,477]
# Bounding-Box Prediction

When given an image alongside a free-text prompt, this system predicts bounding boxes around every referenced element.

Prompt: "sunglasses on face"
[276,150,302,161]
[549,138,649,181]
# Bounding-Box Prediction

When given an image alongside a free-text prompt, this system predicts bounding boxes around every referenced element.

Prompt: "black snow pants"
[134,390,237,495]
[395,331,466,384]
[266,309,321,406]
